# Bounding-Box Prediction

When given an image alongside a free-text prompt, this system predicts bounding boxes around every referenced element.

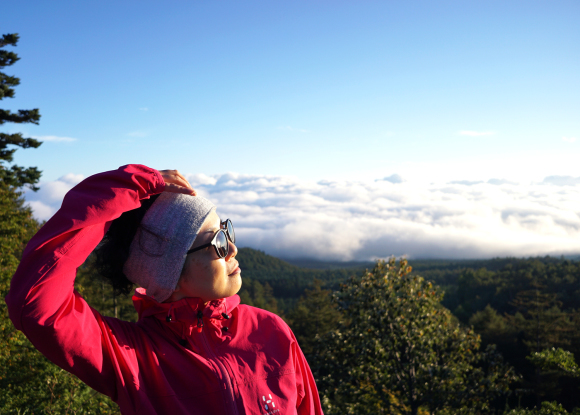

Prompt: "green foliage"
[285,279,342,356]
[527,348,580,378]
[0,34,19,62]
[75,255,137,322]
[237,277,280,315]
[0,33,21,100]
[236,247,299,273]
[507,401,580,415]
[420,256,580,408]
[469,304,515,346]
[0,184,121,414]
[0,33,42,190]
[433,258,580,327]
[505,283,576,403]
[0,34,121,412]
[507,282,573,353]
[236,247,365,312]
[311,258,518,415]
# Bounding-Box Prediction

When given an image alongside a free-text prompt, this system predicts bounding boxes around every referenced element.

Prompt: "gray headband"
[123,192,216,303]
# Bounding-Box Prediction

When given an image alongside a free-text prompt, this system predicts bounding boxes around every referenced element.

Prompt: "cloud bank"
[25,172,580,261]
[543,176,580,186]
[24,174,85,220]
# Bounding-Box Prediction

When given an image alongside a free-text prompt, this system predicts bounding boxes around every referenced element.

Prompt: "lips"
[228,262,241,276]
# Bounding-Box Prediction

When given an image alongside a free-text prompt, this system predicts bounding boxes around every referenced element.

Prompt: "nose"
[226,240,237,260]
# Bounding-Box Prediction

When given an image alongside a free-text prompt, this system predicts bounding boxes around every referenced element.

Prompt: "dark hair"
[94,194,160,295]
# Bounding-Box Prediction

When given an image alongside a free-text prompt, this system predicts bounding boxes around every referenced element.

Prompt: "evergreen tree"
[0,33,42,190]
[0,33,120,414]
[75,254,138,322]
[507,401,580,415]
[506,281,575,405]
[285,279,342,356]
[527,348,580,379]
[469,304,515,348]
[508,282,573,354]
[238,277,280,315]
[312,258,518,415]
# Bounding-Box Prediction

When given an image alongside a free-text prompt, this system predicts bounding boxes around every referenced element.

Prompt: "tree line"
[3,32,580,414]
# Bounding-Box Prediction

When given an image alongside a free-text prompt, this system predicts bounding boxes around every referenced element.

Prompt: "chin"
[228,275,243,297]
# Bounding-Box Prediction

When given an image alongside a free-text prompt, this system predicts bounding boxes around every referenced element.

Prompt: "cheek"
[183,255,223,287]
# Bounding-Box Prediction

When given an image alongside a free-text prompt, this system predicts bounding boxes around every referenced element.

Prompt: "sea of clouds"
[23,172,580,261]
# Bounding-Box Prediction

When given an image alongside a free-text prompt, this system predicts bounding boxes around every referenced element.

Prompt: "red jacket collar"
[132,288,240,323]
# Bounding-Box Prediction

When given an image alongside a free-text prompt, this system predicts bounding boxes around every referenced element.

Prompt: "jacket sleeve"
[293,335,324,414]
[5,164,165,398]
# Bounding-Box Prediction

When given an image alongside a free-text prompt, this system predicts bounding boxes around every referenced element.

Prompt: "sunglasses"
[186,219,235,258]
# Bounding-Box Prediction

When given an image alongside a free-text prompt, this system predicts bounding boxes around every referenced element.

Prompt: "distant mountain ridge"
[235,248,580,304]
[237,247,374,271]
[235,248,366,303]
[236,248,301,272]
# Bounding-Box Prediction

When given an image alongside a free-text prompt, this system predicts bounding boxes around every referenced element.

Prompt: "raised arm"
[5,164,166,396]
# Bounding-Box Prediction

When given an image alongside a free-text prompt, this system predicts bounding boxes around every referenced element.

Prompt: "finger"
[160,170,193,189]
[160,170,188,186]
[170,170,192,188]
[164,183,196,195]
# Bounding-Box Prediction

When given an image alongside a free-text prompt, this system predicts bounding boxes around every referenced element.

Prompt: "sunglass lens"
[215,230,228,258]
[226,220,235,243]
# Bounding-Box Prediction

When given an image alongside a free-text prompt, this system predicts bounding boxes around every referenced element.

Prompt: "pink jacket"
[6,164,323,415]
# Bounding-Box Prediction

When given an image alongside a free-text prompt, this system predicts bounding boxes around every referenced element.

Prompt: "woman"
[6,164,323,415]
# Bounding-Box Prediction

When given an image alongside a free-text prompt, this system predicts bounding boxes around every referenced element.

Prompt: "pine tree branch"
[0,50,19,69]
[0,109,41,125]
[0,165,42,190]
[0,33,19,48]
[0,132,42,162]
[0,72,20,99]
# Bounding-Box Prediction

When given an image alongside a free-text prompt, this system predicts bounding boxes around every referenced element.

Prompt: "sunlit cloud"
[26,172,580,261]
[24,173,85,220]
[542,176,580,186]
[459,131,496,136]
[139,107,149,111]
[377,174,404,184]
[562,136,577,143]
[32,135,77,142]
[449,180,484,186]
[488,178,518,186]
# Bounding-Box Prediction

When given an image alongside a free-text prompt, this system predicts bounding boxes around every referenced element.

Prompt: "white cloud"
[459,131,496,136]
[139,107,149,111]
[24,174,85,220]
[449,180,484,186]
[488,178,518,186]
[25,172,580,261]
[186,173,218,187]
[32,135,77,142]
[378,174,404,184]
[542,176,580,186]
[562,136,577,143]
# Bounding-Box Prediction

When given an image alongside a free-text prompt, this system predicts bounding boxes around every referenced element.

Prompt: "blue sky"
[3,1,580,259]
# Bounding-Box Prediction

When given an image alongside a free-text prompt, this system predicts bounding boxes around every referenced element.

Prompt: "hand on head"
[159,169,196,195]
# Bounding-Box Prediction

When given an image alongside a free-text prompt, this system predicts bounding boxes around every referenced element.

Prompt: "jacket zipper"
[199,321,239,415]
